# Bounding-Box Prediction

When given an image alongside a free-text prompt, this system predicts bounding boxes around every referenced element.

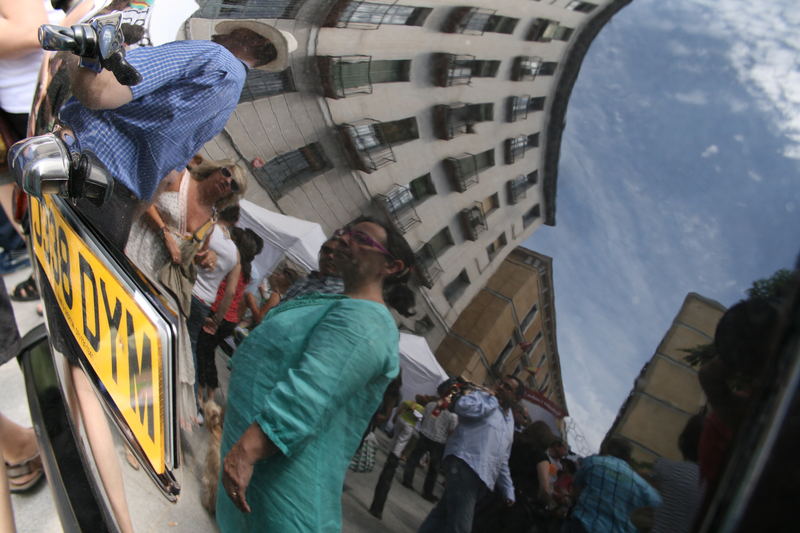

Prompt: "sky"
[523,0,800,453]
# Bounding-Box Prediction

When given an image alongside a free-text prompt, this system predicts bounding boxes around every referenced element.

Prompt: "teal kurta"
[216,294,399,532]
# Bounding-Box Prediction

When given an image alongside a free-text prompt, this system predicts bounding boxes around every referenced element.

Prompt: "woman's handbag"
[348,431,378,473]
[158,217,216,316]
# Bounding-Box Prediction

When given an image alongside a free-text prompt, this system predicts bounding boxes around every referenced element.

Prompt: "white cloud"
[674,90,708,105]
[734,134,745,143]
[687,0,800,158]
[701,145,719,157]
[748,170,764,182]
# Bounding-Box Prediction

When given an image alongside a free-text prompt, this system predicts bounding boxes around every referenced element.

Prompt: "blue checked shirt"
[282,273,345,302]
[444,391,515,502]
[572,455,662,533]
[60,40,247,200]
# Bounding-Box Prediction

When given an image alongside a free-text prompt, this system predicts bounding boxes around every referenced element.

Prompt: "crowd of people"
[1,2,797,532]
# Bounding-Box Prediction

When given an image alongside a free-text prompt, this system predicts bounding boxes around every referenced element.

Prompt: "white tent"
[238,200,327,284]
[398,332,450,402]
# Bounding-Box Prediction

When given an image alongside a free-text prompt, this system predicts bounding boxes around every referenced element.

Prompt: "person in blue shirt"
[60,21,294,202]
[418,375,524,533]
[565,437,662,533]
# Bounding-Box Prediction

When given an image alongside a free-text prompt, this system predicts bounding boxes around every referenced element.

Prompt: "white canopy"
[238,200,327,284]
[398,332,450,403]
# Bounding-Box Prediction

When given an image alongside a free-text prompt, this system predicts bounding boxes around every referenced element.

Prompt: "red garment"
[210,275,247,322]
[698,410,733,488]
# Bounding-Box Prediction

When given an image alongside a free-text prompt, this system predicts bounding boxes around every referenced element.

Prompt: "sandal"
[10,275,40,302]
[6,453,45,493]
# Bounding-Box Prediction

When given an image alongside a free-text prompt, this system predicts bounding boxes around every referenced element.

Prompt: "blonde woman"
[126,158,246,428]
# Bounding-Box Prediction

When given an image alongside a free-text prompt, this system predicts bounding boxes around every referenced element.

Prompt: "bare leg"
[0,456,16,533]
[70,367,134,533]
[0,414,37,465]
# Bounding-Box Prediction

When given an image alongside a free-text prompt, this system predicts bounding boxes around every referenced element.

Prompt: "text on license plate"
[29,196,165,474]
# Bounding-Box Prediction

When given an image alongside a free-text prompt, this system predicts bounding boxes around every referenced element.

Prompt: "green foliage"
[682,343,716,368]
[747,268,794,300]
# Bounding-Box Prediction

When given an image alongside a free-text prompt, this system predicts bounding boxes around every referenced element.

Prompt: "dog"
[201,399,224,515]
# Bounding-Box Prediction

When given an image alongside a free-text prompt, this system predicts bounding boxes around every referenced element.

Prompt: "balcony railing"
[433,53,475,87]
[444,153,480,192]
[512,56,543,81]
[338,119,396,172]
[505,135,528,164]
[442,6,495,35]
[318,55,373,99]
[414,243,444,288]
[374,184,421,233]
[434,103,491,140]
[460,202,488,241]
[507,175,530,204]
[325,0,399,29]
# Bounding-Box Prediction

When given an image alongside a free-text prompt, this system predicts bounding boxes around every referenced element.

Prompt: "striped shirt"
[60,40,247,201]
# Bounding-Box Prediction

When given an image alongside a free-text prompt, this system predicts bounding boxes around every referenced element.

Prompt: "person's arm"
[453,391,498,420]
[496,457,515,505]
[142,205,181,264]
[66,52,133,110]
[255,290,281,324]
[221,301,396,511]
[536,460,555,505]
[204,260,241,334]
[0,0,47,59]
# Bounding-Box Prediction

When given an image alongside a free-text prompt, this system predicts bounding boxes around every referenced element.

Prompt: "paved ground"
[2,265,436,532]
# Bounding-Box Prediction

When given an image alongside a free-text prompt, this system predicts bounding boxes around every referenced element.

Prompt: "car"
[9,1,799,532]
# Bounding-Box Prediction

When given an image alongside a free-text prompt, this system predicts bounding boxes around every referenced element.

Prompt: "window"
[460,204,487,241]
[444,149,495,192]
[320,56,411,98]
[528,19,574,42]
[409,173,436,202]
[521,304,539,331]
[330,1,432,28]
[505,134,539,164]
[434,102,494,140]
[376,184,419,232]
[508,96,546,122]
[196,0,302,19]
[482,193,500,215]
[496,338,515,368]
[508,175,529,204]
[444,269,470,304]
[472,60,501,77]
[566,1,597,13]
[486,232,507,261]
[253,143,331,197]
[239,69,296,102]
[512,57,557,81]
[434,54,501,87]
[428,227,454,257]
[444,7,518,35]
[340,117,419,172]
[523,204,541,228]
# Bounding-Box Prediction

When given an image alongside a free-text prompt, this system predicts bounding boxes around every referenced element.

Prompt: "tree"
[682,342,716,368]
[747,268,794,301]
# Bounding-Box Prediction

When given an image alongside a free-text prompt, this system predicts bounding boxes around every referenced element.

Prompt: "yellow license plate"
[29,195,166,474]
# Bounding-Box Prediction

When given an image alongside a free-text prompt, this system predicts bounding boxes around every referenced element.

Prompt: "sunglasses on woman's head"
[333,228,393,259]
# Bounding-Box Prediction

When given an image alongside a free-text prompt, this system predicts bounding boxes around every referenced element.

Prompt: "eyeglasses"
[334,227,393,259]
[219,167,240,192]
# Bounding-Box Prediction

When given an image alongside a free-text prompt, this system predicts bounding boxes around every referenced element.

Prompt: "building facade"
[604,292,727,468]
[434,247,568,421]
[185,0,631,347]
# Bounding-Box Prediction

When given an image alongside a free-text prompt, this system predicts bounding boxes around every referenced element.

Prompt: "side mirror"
[9,133,113,206]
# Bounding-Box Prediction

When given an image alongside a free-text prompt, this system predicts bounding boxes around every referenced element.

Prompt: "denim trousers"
[418,456,486,533]
[187,295,211,394]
